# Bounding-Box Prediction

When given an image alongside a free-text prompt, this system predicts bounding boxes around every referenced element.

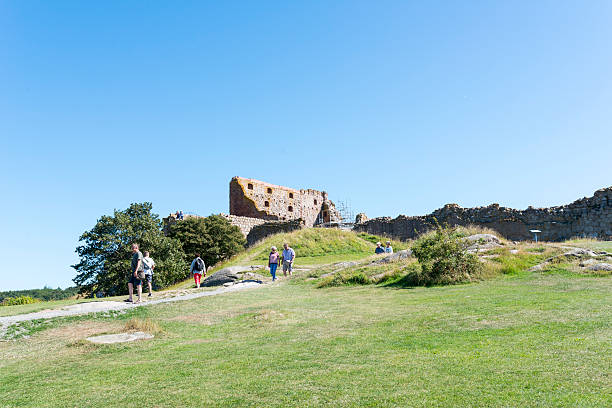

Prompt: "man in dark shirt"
[126,243,143,303]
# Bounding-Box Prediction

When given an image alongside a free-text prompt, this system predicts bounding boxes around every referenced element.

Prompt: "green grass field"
[1,232,610,407]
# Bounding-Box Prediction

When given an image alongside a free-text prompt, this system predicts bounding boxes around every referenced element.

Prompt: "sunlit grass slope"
[221,228,408,267]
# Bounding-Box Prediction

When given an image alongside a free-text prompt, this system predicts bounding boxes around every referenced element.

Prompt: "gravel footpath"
[0,281,263,337]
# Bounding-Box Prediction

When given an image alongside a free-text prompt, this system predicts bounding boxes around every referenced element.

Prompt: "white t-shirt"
[143,256,155,275]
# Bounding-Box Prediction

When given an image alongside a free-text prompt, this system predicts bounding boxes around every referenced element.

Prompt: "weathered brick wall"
[354,187,612,242]
[230,176,341,227]
[246,219,305,246]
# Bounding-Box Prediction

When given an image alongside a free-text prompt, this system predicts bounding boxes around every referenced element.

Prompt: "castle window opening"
[289,192,293,199]
[264,201,269,207]
[247,183,253,190]
[314,199,317,205]
[288,206,293,212]
[323,211,328,217]
[267,188,272,194]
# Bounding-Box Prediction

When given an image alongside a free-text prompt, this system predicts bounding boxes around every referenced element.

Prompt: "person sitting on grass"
[385,241,393,254]
[375,242,385,254]
[268,246,280,281]
[190,253,206,288]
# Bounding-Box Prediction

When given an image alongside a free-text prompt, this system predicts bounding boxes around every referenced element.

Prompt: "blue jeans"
[269,263,278,280]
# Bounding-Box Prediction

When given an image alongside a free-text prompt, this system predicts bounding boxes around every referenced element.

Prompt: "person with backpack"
[268,246,280,281]
[190,253,206,288]
[142,251,156,297]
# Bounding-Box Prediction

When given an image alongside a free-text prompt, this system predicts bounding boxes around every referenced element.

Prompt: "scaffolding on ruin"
[317,199,355,230]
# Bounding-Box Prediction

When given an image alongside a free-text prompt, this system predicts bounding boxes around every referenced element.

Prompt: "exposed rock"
[560,248,598,258]
[332,261,360,270]
[86,331,154,344]
[587,263,612,272]
[202,268,240,287]
[355,213,368,224]
[464,234,502,252]
[218,265,263,274]
[241,272,266,280]
[510,249,519,254]
[222,282,234,287]
[528,264,545,272]
[371,249,412,265]
[579,258,598,267]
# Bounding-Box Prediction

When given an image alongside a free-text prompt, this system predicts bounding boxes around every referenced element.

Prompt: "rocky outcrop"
[463,234,503,252]
[354,186,612,242]
[201,268,240,287]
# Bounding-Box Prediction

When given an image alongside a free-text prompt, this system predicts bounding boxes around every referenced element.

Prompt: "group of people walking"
[126,243,156,303]
[267,243,295,281]
[126,239,386,301]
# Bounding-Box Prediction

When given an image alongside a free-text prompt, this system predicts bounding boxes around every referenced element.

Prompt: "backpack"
[194,258,204,272]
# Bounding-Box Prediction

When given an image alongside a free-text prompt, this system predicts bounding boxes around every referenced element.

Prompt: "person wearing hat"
[375,242,385,254]
[268,246,280,281]
[385,241,393,254]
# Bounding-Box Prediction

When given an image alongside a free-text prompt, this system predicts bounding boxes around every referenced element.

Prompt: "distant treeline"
[0,286,79,302]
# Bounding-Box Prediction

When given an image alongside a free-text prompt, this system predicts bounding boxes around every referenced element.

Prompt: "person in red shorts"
[190,253,206,288]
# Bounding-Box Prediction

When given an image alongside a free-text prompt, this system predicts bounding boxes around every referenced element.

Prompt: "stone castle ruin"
[165,178,611,244]
[164,177,342,245]
[354,186,612,242]
[229,177,341,226]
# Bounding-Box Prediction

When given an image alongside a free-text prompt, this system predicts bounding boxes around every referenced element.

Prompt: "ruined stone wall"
[219,214,266,237]
[229,177,341,227]
[246,219,305,246]
[354,187,612,242]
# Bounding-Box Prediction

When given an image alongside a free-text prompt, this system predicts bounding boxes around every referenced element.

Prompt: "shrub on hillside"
[167,215,246,268]
[410,226,482,285]
[0,296,39,306]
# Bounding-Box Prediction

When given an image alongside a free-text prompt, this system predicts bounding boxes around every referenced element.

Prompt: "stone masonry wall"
[354,186,612,242]
[219,214,267,237]
[246,219,305,246]
[230,176,341,227]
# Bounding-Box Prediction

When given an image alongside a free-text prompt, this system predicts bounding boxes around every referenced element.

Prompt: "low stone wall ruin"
[219,214,267,237]
[354,187,612,242]
[246,219,305,246]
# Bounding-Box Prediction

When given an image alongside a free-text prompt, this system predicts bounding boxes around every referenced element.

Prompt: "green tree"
[72,203,186,296]
[167,214,246,268]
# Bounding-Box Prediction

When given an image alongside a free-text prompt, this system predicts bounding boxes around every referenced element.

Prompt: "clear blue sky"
[1,1,611,290]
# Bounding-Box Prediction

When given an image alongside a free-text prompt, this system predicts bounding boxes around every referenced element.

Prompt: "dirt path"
[0,281,263,337]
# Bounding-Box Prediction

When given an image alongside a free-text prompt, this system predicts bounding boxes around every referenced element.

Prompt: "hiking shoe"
[123,299,133,303]
[148,293,152,297]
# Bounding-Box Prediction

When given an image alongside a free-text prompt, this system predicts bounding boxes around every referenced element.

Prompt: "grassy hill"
[1,231,611,407]
[221,228,408,267]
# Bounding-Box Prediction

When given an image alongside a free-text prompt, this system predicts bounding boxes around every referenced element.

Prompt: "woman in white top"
[142,251,156,297]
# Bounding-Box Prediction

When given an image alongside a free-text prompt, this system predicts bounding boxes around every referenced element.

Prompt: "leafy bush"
[410,226,482,285]
[167,215,246,268]
[0,296,39,306]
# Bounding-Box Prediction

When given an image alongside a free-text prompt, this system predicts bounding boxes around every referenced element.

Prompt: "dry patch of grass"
[124,318,163,334]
